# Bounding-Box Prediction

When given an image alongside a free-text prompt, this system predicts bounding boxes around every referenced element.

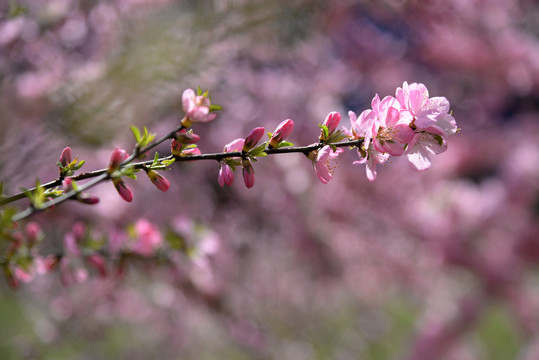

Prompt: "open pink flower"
[396,81,450,129]
[346,110,389,181]
[370,94,414,156]
[182,88,218,124]
[312,145,343,184]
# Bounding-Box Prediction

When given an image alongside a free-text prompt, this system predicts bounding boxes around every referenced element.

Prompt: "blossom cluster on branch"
[0,82,457,288]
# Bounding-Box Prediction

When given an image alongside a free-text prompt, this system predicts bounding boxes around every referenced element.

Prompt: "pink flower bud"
[64,233,81,256]
[59,147,72,167]
[87,254,107,277]
[175,129,200,144]
[62,178,74,192]
[14,267,33,283]
[113,179,133,202]
[133,219,163,256]
[242,159,255,188]
[243,127,265,152]
[218,163,234,187]
[268,119,294,149]
[78,194,100,205]
[25,222,42,247]
[181,147,201,156]
[320,112,341,141]
[147,170,170,192]
[108,148,129,172]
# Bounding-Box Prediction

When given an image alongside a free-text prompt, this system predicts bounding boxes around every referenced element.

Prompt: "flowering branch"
[1,82,458,288]
[1,82,457,222]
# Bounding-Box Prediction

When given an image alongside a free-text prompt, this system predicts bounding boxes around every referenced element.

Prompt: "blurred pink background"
[1,1,539,359]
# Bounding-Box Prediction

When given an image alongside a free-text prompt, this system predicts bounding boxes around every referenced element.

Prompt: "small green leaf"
[318,124,329,139]
[276,141,294,148]
[153,152,159,166]
[197,86,202,96]
[130,126,141,142]
[161,159,175,167]
[250,143,268,157]
[73,160,85,171]
[209,104,223,112]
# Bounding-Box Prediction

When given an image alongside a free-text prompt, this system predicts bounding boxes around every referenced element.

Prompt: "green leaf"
[209,104,223,112]
[153,152,159,166]
[276,141,294,148]
[73,160,85,171]
[161,159,175,167]
[130,126,141,142]
[250,143,268,157]
[318,124,329,139]
[197,86,202,96]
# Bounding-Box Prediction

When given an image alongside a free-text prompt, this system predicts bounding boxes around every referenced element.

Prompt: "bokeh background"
[2,0,539,359]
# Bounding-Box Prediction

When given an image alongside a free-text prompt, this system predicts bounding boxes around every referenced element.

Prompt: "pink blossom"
[132,219,163,256]
[406,131,448,171]
[181,88,218,124]
[312,145,343,184]
[108,147,129,172]
[146,170,170,192]
[346,110,389,181]
[346,110,375,146]
[405,112,457,171]
[370,94,414,156]
[268,119,294,148]
[396,81,450,129]
[243,127,265,152]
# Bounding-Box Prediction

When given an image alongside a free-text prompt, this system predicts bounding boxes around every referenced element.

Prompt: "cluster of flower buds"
[217,119,296,188]
[3,222,58,289]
